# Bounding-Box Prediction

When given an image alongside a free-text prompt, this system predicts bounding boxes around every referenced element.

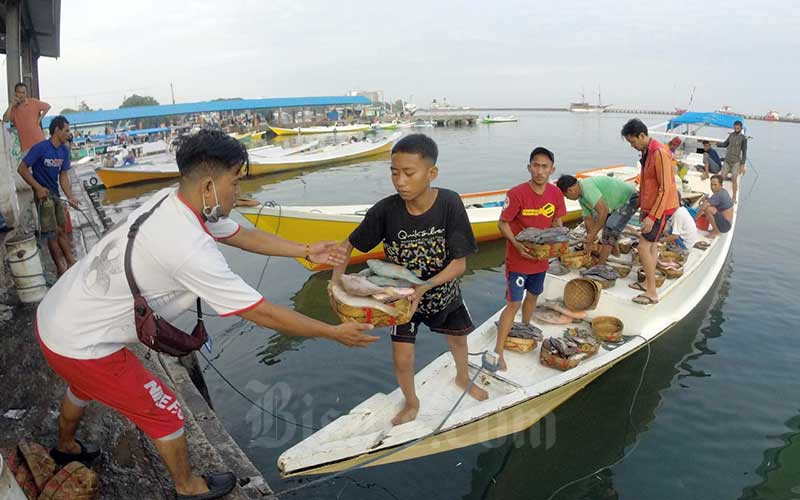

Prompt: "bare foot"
[708,230,720,238]
[176,476,210,496]
[391,401,419,426]
[455,376,489,401]
[498,354,507,372]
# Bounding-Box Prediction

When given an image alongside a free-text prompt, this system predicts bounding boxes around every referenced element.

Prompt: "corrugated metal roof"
[43,95,372,127]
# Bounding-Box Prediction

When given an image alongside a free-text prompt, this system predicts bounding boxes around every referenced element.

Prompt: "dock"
[415,113,479,126]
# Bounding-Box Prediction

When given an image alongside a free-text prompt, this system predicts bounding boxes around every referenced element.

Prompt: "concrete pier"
[415,113,478,126]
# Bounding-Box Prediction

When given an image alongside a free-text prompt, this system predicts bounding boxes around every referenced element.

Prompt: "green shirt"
[578,176,635,216]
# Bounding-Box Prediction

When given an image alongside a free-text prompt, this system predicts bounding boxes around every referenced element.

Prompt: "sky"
[7,0,800,115]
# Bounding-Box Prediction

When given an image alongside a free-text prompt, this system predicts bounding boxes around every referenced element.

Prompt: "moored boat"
[481,115,518,123]
[269,123,371,136]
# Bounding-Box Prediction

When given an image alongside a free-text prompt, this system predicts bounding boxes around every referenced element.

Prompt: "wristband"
[304,243,310,261]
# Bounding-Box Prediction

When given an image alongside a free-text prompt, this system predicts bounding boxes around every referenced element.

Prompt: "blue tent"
[667,112,745,131]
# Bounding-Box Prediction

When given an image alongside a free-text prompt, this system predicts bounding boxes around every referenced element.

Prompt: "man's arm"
[239,298,377,347]
[38,100,51,124]
[59,171,79,207]
[2,103,12,122]
[741,136,747,164]
[585,198,609,241]
[331,240,354,283]
[408,257,467,304]
[17,160,49,200]
[498,220,535,259]
[222,226,345,266]
[716,134,730,148]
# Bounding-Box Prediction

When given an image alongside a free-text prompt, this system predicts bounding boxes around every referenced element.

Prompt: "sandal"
[632,294,659,305]
[693,241,710,250]
[50,439,101,466]
[176,472,237,500]
[628,282,646,291]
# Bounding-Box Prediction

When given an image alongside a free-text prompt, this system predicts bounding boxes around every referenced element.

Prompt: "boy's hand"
[308,240,347,265]
[409,283,433,305]
[331,321,379,347]
[513,242,537,260]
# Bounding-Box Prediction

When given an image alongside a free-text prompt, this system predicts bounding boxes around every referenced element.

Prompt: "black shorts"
[640,212,672,242]
[390,303,475,344]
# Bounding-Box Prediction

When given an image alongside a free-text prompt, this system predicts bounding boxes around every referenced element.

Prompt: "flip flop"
[628,282,646,291]
[50,439,101,467]
[694,241,710,250]
[632,294,659,305]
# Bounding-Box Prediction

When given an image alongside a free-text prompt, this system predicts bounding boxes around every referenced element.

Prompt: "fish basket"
[564,329,600,356]
[618,241,633,254]
[591,316,624,342]
[540,345,581,371]
[328,283,413,327]
[38,461,99,500]
[609,264,632,278]
[589,277,616,289]
[657,263,684,279]
[504,334,538,353]
[563,278,602,312]
[637,268,666,287]
[560,250,593,269]
[660,250,686,264]
[521,241,569,260]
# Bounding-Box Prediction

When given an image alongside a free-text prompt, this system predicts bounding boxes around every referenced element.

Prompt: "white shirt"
[669,206,700,250]
[37,188,263,360]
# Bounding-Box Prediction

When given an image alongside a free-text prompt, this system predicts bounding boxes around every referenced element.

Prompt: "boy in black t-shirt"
[333,134,488,426]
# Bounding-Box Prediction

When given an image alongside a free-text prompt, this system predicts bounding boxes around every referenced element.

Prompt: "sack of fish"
[328,259,428,327]
[515,227,570,260]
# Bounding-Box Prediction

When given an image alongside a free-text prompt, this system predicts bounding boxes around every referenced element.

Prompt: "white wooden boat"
[277,166,737,477]
[269,123,371,136]
[481,116,518,123]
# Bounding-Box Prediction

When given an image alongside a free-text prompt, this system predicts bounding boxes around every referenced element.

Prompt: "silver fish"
[366,275,416,288]
[339,274,387,297]
[357,268,374,277]
[366,259,429,285]
[330,283,400,316]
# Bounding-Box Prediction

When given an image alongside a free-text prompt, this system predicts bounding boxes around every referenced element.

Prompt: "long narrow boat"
[481,116,519,123]
[238,190,582,271]
[247,133,400,176]
[276,164,738,477]
[269,123,371,136]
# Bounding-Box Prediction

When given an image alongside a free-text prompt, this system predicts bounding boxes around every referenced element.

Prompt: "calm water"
[100,112,800,499]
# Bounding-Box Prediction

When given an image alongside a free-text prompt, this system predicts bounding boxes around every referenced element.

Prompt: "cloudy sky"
[8,0,800,115]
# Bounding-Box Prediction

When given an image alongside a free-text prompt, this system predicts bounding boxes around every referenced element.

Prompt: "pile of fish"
[495,321,544,341]
[547,258,569,276]
[330,260,425,317]
[580,264,621,281]
[515,226,571,245]
[563,327,600,354]
[534,300,587,324]
[541,337,588,363]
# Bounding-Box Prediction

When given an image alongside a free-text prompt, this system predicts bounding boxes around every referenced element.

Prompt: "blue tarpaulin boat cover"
[667,112,746,131]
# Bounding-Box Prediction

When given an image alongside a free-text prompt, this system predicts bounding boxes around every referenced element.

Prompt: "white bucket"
[0,454,27,500]
[5,234,47,303]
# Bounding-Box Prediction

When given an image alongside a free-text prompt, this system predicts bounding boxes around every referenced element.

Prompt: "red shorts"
[37,326,185,440]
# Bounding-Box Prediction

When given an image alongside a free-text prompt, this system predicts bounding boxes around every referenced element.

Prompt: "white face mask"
[202,180,225,223]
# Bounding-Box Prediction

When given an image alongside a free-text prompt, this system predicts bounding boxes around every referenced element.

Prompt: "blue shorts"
[506,271,546,303]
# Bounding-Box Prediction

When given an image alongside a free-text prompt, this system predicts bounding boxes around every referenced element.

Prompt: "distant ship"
[716,105,738,115]
[764,110,780,121]
[569,88,610,113]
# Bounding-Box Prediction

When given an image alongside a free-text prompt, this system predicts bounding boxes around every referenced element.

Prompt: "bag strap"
[124,194,203,318]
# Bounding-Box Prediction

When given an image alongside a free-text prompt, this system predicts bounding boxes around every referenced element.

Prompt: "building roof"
[0,0,61,58]
[43,95,372,127]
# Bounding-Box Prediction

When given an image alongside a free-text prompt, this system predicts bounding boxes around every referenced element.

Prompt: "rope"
[544,334,651,500]
[59,198,103,239]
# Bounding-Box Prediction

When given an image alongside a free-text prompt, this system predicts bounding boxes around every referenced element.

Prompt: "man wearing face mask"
[34,130,378,500]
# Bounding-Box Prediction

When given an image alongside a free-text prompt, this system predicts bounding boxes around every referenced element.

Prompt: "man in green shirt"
[557,175,638,265]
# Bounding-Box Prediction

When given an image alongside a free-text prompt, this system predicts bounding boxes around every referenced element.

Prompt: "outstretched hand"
[308,240,348,265]
[332,321,379,347]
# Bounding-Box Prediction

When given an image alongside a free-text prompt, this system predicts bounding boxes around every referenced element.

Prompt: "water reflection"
[740,413,800,499]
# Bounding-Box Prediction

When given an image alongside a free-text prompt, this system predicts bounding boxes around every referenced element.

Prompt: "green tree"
[120,94,160,108]
[393,99,404,113]
[59,107,78,115]
[78,100,93,112]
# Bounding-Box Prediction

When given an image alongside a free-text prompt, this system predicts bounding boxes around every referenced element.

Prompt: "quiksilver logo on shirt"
[398,227,445,240]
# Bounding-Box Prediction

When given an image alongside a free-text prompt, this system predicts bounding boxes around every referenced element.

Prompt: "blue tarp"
[125,127,169,136]
[667,112,746,131]
[42,95,372,127]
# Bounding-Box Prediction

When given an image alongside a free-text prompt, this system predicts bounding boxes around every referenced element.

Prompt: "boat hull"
[248,137,395,176]
[95,167,178,188]
[269,124,371,136]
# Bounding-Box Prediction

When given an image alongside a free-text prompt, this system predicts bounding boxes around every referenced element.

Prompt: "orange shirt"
[639,139,679,220]
[9,98,49,151]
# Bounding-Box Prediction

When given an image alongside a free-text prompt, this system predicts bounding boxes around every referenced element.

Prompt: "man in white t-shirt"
[36,130,378,500]
[662,205,700,251]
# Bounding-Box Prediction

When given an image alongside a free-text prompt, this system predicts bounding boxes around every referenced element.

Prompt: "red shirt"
[500,182,566,274]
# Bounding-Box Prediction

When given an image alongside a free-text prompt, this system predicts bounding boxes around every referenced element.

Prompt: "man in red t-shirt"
[494,147,566,370]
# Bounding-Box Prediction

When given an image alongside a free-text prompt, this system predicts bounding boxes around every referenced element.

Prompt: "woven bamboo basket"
[328,283,413,327]
[560,250,593,269]
[540,346,581,371]
[39,462,99,500]
[505,334,538,353]
[18,441,56,491]
[522,241,569,260]
[563,278,602,311]
[657,263,684,279]
[660,250,686,264]
[589,277,616,289]
[609,264,632,278]
[591,316,624,342]
[637,268,666,287]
